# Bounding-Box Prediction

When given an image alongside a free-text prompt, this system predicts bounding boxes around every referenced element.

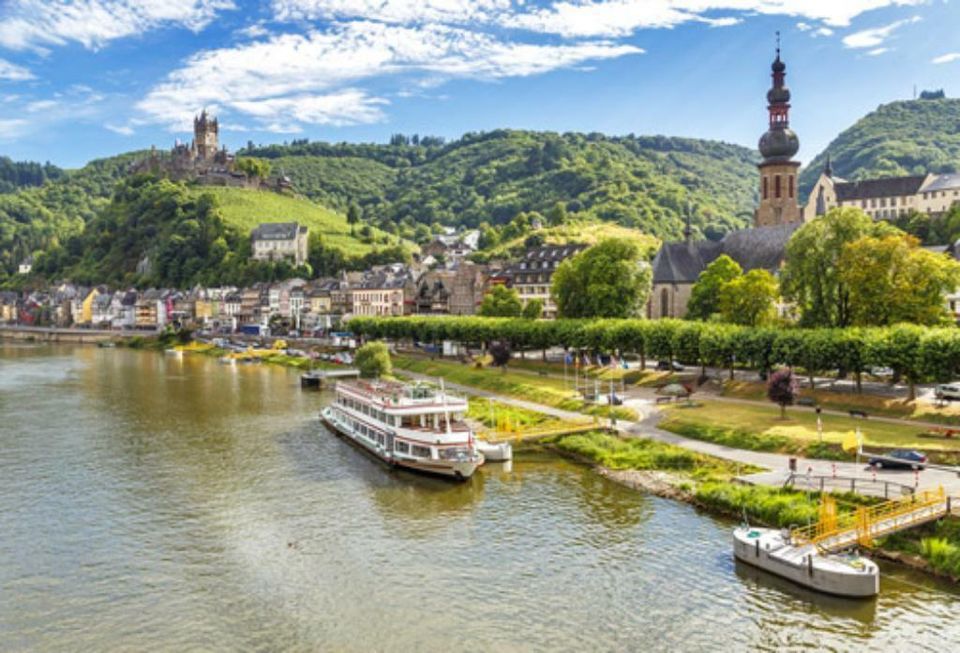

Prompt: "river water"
[1,343,957,652]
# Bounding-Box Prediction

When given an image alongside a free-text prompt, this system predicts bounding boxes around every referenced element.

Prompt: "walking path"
[402,369,960,498]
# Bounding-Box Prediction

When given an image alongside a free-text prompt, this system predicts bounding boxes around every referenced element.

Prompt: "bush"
[355,341,392,378]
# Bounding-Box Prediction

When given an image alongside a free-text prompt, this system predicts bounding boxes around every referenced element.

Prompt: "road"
[402,369,960,499]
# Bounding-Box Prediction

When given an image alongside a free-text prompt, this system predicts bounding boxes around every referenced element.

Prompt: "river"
[1,343,957,651]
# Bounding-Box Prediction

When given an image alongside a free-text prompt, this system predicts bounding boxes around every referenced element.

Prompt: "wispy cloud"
[842,15,921,49]
[137,21,642,131]
[0,0,236,52]
[932,52,960,65]
[105,122,135,135]
[0,117,28,139]
[0,57,34,81]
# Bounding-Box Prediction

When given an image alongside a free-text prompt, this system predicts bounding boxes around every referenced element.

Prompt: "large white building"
[251,222,309,266]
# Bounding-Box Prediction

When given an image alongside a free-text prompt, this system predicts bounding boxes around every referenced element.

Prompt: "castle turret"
[754,37,803,227]
[194,110,219,160]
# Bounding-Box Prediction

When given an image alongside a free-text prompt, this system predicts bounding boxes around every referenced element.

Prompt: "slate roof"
[834,176,927,201]
[652,223,800,284]
[251,222,306,240]
[920,173,960,193]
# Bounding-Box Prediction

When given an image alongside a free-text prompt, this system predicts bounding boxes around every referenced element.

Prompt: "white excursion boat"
[733,526,879,598]
[320,379,484,480]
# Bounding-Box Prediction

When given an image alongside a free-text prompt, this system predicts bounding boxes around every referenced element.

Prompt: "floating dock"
[301,368,360,388]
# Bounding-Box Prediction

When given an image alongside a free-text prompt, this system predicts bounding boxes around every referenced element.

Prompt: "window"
[660,288,669,318]
[762,176,768,200]
[788,175,794,199]
[395,441,409,454]
[411,445,431,458]
[774,175,781,199]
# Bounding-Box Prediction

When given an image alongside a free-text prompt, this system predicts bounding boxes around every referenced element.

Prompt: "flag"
[841,430,859,453]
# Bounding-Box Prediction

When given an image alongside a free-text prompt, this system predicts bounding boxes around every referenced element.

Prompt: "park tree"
[838,233,960,326]
[687,254,743,320]
[781,207,899,327]
[547,201,567,226]
[552,238,652,318]
[479,285,523,317]
[718,269,779,326]
[522,298,544,320]
[767,368,797,419]
[355,341,392,378]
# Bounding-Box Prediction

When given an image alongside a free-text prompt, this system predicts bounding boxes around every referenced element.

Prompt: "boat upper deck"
[335,379,468,414]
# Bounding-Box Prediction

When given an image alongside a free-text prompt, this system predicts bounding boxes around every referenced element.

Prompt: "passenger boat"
[320,379,484,480]
[733,526,879,598]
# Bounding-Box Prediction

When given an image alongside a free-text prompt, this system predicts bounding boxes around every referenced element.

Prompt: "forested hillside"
[800,97,960,196]
[241,130,760,241]
[0,156,64,193]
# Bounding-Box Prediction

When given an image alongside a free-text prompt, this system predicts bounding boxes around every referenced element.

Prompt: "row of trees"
[346,315,960,398]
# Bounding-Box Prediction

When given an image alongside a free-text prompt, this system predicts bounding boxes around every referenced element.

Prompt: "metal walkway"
[791,488,953,554]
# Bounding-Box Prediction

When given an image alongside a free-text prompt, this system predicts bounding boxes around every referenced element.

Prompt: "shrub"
[355,341,392,378]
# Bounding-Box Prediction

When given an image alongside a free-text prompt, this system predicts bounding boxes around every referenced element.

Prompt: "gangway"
[790,487,952,554]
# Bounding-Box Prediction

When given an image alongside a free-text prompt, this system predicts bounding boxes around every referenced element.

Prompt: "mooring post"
[807,555,814,577]
[755,539,760,558]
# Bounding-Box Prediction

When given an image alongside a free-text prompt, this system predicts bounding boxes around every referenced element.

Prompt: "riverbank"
[536,431,960,584]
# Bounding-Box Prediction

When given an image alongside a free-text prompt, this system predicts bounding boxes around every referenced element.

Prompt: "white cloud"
[867,47,888,55]
[0,57,34,81]
[0,0,236,52]
[0,118,28,139]
[105,122,134,135]
[137,21,642,131]
[26,99,58,112]
[842,15,921,49]
[932,52,960,65]
[272,0,511,25]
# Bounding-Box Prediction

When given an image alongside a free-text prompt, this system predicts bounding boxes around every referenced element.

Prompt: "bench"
[655,396,674,405]
[848,409,868,419]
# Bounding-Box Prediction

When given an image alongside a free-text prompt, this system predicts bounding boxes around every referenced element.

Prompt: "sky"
[0,0,958,168]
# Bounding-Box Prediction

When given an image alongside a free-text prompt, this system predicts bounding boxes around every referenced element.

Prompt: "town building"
[351,264,417,317]
[649,46,803,319]
[251,222,309,267]
[803,164,960,221]
[18,257,32,275]
[501,244,586,319]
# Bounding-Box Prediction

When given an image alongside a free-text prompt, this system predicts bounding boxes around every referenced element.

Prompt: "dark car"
[655,360,684,372]
[608,393,624,406]
[868,450,927,470]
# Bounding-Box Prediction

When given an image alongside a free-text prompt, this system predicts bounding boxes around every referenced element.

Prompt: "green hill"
[198,187,399,256]
[241,130,760,242]
[800,97,960,197]
[479,220,661,261]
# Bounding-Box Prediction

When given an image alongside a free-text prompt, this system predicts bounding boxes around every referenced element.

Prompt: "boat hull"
[733,527,879,598]
[320,407,480,481]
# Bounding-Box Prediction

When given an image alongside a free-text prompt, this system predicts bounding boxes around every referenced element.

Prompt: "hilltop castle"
[133,111,291,191]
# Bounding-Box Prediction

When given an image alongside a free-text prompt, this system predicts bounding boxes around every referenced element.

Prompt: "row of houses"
[1,244,587,332]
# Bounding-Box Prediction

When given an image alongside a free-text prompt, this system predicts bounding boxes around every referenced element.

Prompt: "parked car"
[608,393,624,406]
[868,366,894,378]
[935,383,960,401]
[868,450,927,470]
[656,360,684,372]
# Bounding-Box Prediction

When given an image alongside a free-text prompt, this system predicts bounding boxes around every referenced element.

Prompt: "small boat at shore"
[733,526,879,598]
[320,379,483,480]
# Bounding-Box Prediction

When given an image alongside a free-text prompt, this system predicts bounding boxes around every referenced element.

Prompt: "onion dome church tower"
[754,37,803,227]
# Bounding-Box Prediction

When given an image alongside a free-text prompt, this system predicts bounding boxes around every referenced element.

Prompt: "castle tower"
[754,37,802,227]
[193,110,219,160]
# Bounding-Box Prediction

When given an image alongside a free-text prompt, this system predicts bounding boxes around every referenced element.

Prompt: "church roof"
[652,223,800,284]
[834,176,927,201]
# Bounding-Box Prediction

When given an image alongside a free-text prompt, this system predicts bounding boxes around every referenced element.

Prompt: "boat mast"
[439,377,452,434]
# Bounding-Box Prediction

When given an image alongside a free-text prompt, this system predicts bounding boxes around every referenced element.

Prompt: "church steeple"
[754,35,803,227]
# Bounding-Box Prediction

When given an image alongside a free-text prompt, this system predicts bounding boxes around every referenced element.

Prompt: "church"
[649,46,805,319]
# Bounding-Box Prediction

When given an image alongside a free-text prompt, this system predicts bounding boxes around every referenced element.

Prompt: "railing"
[791,487,949,553]
[480,420,599,443]
[784,473,916,499]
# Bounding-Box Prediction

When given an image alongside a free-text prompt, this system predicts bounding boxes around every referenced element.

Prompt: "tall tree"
[781,207,898,327]
[686,254,742,320]
[552,238,652,318]
[479,285,523,317]
[839,233,960,326]
[718,268,779,326]
[522,298,544,319]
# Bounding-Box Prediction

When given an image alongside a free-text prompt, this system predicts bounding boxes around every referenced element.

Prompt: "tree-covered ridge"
[241,129,760,241]
[800,98,960,197]
[0,156,65,193]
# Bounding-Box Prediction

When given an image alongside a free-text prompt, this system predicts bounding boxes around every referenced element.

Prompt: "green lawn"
[660,399,960,455]
[195,187,401,256]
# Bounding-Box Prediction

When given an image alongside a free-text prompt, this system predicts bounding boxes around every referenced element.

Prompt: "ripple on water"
[1,345,959,652]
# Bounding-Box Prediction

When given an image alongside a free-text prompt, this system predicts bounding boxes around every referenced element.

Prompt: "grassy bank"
[393,355,639,421]
[658,400,960,461]
[723,380,960,426]
[879,518,960,579]
[466,397,586,434]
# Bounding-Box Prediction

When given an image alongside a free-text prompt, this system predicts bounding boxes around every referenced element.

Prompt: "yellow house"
[80,288,100,325]
[195,299,213,321]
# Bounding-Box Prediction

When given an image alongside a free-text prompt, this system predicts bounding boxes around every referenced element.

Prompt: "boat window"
[377,434,384,445]
[395,441,409,454]
[411,445,431,458]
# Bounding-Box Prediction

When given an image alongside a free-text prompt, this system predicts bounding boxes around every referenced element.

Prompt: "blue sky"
[0,0,958,168]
